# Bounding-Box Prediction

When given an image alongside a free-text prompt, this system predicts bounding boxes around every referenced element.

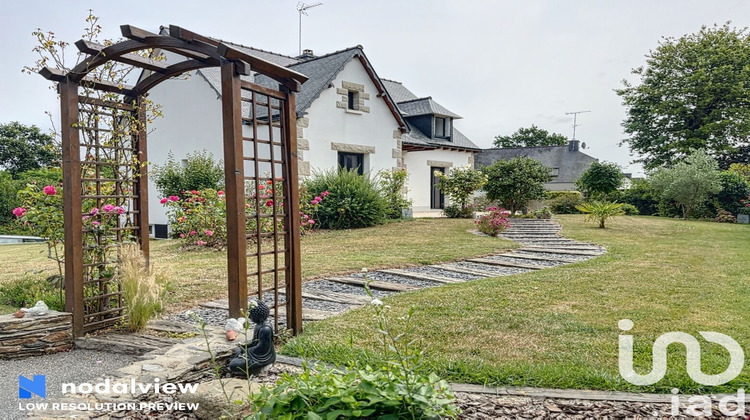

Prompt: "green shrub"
[483,157,550,214]
[620,203,640,215]
[546,190,582,200]
[533,206,553,219]
[379,168,411,219]
[619,179,659,215]
[0,276,64,311]
[442,203,475,218]
[434,166,487,217]
[548,194,584,214]
[304,168,387,229]
[152,150,224,198]
[711,171,750,215]
[250,275,459,419]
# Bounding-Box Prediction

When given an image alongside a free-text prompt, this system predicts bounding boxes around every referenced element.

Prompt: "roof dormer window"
[435,117,451,139]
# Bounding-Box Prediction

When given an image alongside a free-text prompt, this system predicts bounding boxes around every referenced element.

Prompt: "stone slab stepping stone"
[74,333,179,356]
[300,289,371,305]
[378,268,464,284]
[274,305,339,321]
[521,247,602,256]
[326,276,418,292]
[199,299,230,310]
[498,253,578,263]
[147,319,199,334]
[466,258,542,270]
[435,264,498,277]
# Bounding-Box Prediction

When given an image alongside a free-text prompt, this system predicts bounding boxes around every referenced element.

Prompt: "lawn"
[0,218,513,313]
[283,215,750,394]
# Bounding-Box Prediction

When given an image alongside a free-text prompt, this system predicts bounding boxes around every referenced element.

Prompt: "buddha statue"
[227,300,276,376]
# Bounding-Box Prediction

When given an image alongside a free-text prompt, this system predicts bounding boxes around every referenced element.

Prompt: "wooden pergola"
[40,25,308,337]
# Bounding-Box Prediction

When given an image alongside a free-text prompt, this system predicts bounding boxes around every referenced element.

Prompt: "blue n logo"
[19,375,46,399]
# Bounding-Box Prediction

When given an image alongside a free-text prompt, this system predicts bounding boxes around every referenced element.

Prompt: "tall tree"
[576,161,624,199]
[0,122,59,176]
[493,125,568,148]
[482,157,552,214]
[616,24,750,170]
[650,149,721,219]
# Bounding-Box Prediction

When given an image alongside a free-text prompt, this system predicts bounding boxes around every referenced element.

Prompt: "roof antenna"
[565,110,590,141]
[297,2,323,56]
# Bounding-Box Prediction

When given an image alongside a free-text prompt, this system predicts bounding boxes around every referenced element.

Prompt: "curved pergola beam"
[134,58,219,95]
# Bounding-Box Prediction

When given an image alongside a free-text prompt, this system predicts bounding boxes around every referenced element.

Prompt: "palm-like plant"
[575,201,625,228]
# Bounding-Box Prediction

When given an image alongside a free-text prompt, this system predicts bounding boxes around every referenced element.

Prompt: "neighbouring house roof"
[474,143,598,185]
[397,97,462,119]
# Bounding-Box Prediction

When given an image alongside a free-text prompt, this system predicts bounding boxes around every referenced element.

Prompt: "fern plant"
[575,201,625,228]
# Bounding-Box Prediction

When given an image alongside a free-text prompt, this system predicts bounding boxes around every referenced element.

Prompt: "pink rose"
[259,185,266,190]
[169,196,180,202]
[266,200,274,207]
[160,198,168,204]
[113,206,125,214]
[179,233,186,238]
[43,185,57,196]
[217,190,224,196]
[321,191,329,197]
[204,230,214,236]
[196,240,205,246]
[102,204,115,213]
[308,219,315,225]
[92,221,101,226]
[90,207,99,216]
[12,207,26,217]
[190,230,197,236]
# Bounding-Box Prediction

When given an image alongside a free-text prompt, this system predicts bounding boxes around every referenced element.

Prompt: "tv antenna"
[297,2,323,56]
[565,110,591,141]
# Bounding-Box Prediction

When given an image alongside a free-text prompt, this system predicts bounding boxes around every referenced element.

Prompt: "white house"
[145,32,480,236]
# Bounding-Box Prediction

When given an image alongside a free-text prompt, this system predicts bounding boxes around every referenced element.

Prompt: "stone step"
[276,305,339,321]
[466,258,542,270]
[300,289,371,306]
[435,264,498,277]
[326,276,418,292]
[497,253,578,263]
[378,268,464,284]
[521,247,602,256]
[147,319,199,334]
[74,333,179,356]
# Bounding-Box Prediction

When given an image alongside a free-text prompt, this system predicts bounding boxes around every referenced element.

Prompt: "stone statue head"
[248,300,270,324]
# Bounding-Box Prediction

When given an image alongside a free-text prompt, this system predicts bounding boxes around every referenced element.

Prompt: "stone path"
[170,218,606,328]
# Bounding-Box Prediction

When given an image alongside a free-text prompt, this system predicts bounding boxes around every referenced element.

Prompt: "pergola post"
[221,61,248,318]
[281,86,303,335]
[133,97,150,260]
[60,80,84,338]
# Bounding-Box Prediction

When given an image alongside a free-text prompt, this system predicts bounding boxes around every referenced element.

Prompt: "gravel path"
[3,349,139,417]
[412,266,483,281]
[351,271,442,288]
[303,279,393,298]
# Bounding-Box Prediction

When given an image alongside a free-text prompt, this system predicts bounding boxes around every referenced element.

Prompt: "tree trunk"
[599,218,606,228]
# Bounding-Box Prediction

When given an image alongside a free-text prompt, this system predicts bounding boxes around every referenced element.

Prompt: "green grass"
[0,218,513,314]
[283,215,750,393]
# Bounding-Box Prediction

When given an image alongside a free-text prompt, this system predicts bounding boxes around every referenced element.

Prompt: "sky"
[2,0,749,176]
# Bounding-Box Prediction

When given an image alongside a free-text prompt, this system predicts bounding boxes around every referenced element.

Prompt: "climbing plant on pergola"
[39,25,308,337]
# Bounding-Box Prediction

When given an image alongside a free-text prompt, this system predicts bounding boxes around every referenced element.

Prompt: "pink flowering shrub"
[14,183,128,277]
[739,196,750,215]
[162,189,227,249]
[475,207,511,237]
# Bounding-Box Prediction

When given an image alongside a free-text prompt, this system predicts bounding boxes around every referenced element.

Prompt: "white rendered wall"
[403,149,475,212]
[302,59,401,176]
[145,72,224,225]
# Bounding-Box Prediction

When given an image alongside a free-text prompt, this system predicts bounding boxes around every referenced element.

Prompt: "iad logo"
[618,319,744,386]
[618,319,747,417]
[18,375,46,399]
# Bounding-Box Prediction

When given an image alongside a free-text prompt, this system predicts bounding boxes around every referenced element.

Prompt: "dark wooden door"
[430,167,445,209]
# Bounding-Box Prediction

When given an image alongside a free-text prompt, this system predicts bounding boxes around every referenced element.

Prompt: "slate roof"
[382,79,478,151]
[397,97,462,119]
[381,79,418,103]
[474,144,598,184]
